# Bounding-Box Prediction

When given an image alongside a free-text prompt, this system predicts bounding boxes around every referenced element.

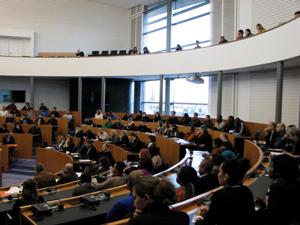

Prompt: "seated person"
[83,117,94,126]
[92,161,127,190]
[129,176,189,225]
[20,113,33,124]
[34,114,46,125]
[184,126,196,141]
[141,112,150,122]
[167,111,180,125]
[154,112,161,122]
[3,133,16,160]
[56,163,78,185]
[63,111,73,122]
[214,114,225,131]
[135,110,143,121]
[99,143,116,166]
[28,123,43,147]
[138,155,154,176]
[202,115,213,129]
[0,123,9,133]
[218,35,228,44]
[0,105,8,117]
[193,126,213,152]
[176,166,197,202]
[94,109,103,119]
[128,133,143,153]
[106,111,117,120]
[236,29,244,40]
[274,123,286,149]
[103,118,114,128]
[62,136,75,152]
[223,115,235,132]
[232,117,247,136]
[39,102,48,111]
[120,130,130,147]
[75,128,85,138]
[106,170,144,222]
[22,102,33,111]
[85,129,96,139]
[220,133,234,151]
[264,121,278,148]
[12,123,24,133]
[40,108,49,117]
[138,121,152,133]
[148,143,163,173]
[72,172,96,196]
[125,118,136,131]
[96,129,109,141]
[196,159,254,225]
[167,124,181,138]
[5,113,15,123]
[112,117,124,129]
[181,113,191,126]
[47,114,58,141]
[194,158,219,195]
[190,112,201,127]
[12,179,39,224]
[33,163,56,188]
[110,130,120,145]
[79,139,99,161]
[266,154,300,225]
[49,106,59,117]
[155,120,164,135]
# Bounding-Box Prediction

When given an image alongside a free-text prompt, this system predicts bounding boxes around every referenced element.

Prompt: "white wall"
[209,67,300,125]
[0,0,130,55]
[0,77,70,111]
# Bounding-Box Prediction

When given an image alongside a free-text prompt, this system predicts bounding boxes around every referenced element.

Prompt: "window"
[143,0,211,51]
[170,77,208,116]
[141,80,164,114]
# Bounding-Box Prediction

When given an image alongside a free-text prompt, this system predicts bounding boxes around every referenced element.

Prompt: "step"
[10,164,35,171]
[7,168,36,176]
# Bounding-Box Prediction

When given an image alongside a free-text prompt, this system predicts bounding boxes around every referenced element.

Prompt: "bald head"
[64,163,73,173]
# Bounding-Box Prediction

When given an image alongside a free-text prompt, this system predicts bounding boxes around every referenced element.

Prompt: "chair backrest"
[110,50,118,56]
[119,50,127,55]
[92,51,99,56]
[101,51,109,56]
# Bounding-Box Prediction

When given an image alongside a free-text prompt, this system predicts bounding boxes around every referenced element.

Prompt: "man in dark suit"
[72,172,96,196]
[167,111,180,125]
[79,139,99,161]
[33,163,56,188]
[56,163,78,185]
[194,158,219,195]
[28,123,43,147]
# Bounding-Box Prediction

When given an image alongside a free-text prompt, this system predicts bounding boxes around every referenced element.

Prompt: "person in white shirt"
[0,105,8,117]
[63,111,73,122]
[95,109,103,119]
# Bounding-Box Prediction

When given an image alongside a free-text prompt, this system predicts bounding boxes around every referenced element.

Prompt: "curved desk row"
[106,140,264,225]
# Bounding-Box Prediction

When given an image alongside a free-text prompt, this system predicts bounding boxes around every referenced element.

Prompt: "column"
[164,78,171,115]
[129,80,135,113]
[134,81,141,113]
[78,77,82,112]
[166,0,172,52]
[29,76,34,109]
[101,77,106,112]
[275,61,284,123]
[216,71,223,116]
[159,75,164,114]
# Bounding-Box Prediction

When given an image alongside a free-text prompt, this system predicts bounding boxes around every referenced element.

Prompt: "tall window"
[143,0,211,51]
[141,80,165,114]
[143,2,167,52]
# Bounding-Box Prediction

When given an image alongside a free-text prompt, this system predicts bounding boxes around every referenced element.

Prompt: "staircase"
[8,158,36,176]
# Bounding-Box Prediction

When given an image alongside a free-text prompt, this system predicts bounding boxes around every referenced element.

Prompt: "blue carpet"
[1,158,36,187]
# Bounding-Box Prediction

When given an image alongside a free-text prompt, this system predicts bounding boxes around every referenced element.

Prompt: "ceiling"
[87,0,157,9]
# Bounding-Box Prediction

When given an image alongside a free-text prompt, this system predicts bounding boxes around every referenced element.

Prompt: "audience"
[33,163,56,188]
[49,106,59,117]
[143,47,150,54]
[245,28,253,37]
[264,121,278,148]
[195,40,201,48]
[129,176,189,225]
[195,158,219,195]
[214,114,225,131]
[72,172,96,196]
[266,154,300,225]
[175,44,183,51]
[236,29,244,40]
[92,161,127,190]
[176,166,197,202]
[167,111,180,125]
[196,158,254,225]
[256,23,266,33]
[218,36,228,44]
[56,163,78,185]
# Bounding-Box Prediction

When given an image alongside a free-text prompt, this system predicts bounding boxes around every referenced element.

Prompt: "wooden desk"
[36,148,73,174]
[0,146,9,172]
